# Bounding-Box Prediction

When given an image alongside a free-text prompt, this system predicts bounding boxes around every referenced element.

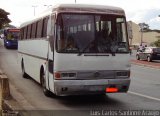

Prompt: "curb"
[0,69,33,116]
[131,60,160,69]
[0,69,26,115]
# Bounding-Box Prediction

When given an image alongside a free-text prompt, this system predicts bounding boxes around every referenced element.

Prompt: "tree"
[138,23,150,31]
[138,23,150,45]
[154,39,160,47]
[0,8,11,29]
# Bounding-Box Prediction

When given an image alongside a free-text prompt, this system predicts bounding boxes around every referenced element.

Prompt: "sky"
[0,0,160,29]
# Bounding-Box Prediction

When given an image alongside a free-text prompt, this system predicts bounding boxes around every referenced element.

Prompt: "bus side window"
[42,16,49,38]
[24,27,27,39]
[31,22,37,39]
[37,20,43,38]
[27,25,32,39]
[20,28,24,40]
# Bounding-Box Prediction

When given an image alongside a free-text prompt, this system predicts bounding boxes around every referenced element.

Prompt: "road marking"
[128,91,160,102]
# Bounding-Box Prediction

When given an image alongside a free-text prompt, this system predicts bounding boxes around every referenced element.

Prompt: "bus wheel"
[21,60,28,78]
[41,70,51,97]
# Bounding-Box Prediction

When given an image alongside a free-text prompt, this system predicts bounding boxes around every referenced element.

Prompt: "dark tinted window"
[20,28,24,40]
[37,20,43,38]
[31,22,37,38]
[24,27,27,39]
[27,25,32,39]
[42,17,49,37]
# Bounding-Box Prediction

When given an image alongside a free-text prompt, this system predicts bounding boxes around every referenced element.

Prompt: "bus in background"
[3,28,19,49]
[19,4,131,97]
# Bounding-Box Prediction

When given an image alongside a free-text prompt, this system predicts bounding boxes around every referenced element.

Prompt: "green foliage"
[150,42,155,47]
[0,8,11,29]
[138,22,150,31]
[154,39,160,47]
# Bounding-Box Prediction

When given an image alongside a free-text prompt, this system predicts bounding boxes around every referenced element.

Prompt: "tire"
[41,70,52,97]
[147,56,152,62]
[5,46,9,49]
[21,60,28,78]
[136,55,140,60]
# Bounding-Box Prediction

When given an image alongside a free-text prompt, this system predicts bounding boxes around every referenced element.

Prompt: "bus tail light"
[106,87,118,93]
[54,72,61,79]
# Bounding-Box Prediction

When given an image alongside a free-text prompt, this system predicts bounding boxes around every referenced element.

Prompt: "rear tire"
[21,60,28,78]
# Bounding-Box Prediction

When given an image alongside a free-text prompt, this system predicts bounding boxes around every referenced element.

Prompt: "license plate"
[89,86,103,91]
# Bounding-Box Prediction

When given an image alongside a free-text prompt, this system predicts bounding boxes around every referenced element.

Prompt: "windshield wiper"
[77,40,95,56]
[77,40,117,56]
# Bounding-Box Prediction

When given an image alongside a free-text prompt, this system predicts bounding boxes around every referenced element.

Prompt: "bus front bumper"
[53,79,130,96]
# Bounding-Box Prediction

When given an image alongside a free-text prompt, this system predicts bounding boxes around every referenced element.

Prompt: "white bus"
[19,4,131,97]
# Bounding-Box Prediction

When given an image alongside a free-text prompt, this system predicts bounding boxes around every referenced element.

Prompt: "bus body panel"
[18,39,49,58]
[18,39,49,83]
[53,79,130,96]
[54,53,130,71]
[52,53,131,96]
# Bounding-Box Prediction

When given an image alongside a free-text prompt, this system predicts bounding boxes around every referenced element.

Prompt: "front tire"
[41,70,52,97]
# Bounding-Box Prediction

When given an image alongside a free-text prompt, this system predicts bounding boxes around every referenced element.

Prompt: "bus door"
[46,14,56,92]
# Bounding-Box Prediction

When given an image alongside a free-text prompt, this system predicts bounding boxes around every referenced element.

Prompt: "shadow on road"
[55,94,126,109]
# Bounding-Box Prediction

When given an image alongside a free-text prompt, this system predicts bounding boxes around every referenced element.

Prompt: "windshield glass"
[4,29,20,40]
[56,13,129,53]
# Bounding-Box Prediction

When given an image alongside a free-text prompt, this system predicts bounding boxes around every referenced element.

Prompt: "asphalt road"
[0,44,160,115]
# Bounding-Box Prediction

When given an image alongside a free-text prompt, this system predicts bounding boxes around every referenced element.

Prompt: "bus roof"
[53,4,125,15]
[20,4,125,28]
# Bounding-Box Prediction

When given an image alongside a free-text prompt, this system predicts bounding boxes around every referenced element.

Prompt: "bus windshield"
[4,29,20,40]
[56,13,129,53]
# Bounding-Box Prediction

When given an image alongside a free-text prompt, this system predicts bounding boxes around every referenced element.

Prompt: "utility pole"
[140,28,143,46]
[139,23,144,46]
[32,5,37,16]
[75,0,76,4]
